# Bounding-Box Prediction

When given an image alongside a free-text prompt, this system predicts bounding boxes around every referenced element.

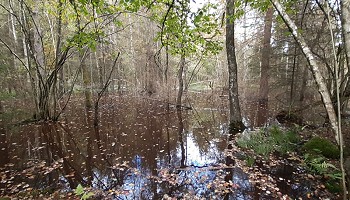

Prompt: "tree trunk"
[95,51,103,90]
[177,52,185,109]
[32,5,50,120]
[80,51,92,109]
[226,0,245,133]
[341,0,350,111]
[299,64,308,102]
[56,0,64,98]
[341,0,350,70]
[52,0,63,118]
[270,0,339,144]
[340,0,350,198]
[257,7,273,127]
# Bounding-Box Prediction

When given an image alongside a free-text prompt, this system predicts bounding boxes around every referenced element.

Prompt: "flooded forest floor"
[0,94,348,199]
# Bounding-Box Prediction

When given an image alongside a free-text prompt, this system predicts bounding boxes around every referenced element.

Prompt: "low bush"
[236,126,300,158]
[302,137,339,159]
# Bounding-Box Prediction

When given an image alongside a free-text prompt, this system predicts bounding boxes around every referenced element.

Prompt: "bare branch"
[0,37,28,71]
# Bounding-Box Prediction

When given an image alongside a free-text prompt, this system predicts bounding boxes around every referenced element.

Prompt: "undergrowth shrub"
[236,126,300,158]
[302,137,339,159]
[303,153,341,194]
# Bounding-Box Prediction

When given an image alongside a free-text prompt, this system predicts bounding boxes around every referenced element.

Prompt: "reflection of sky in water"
[179,132,221,166]
[231,167,254,200]
[3,99,256,199]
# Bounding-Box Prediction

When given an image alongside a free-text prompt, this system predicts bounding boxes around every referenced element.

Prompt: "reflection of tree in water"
[177,109,186,168]
[1,96,236,198]
[0,119,9,168]
[0,109,9,194]
[190,108,228,161]
[41,123,83,189]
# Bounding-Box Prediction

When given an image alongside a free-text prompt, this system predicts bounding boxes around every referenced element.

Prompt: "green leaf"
[74,184,84,196]
[82,192,94,200]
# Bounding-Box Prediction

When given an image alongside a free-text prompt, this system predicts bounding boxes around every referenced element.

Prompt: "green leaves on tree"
[67,30,105,50]
[155,1,222,57]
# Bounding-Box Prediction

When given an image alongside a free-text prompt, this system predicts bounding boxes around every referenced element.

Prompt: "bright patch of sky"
[190,0,209,12]
[235,6,264,42]
[190,0,263,42]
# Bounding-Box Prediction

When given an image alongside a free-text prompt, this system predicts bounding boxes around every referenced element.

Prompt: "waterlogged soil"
[0,95,343,199]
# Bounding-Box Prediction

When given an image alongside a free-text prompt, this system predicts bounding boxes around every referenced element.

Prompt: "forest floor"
[231,124,349,200]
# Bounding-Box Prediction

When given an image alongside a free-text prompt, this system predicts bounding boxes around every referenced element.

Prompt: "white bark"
[270,0,339,144]
[9,0,19,70]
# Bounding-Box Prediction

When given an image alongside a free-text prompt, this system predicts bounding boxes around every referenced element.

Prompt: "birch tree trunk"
[9,0,18,73]
[270,0,339,144]
[226,0,245,133]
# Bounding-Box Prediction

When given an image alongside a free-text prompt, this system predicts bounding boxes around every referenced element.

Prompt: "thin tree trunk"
[165,42,169,84]
[99,43,107,91]
[289,44,297,106]
[341,0,350,111]
[257,7,273,127]
[81,51,92,109]
[299,64,308,102]
[20,4,39,116]
[33,4,50,120]
[341,1,350,70]
[128,14,137,93]
[56,0,64,98]
[339,1,350,198]
[95,51,103,89]
[226,0,245,133]
[177,52,185,109]
[8,13,16,93]
[53,0,63,118]
[9,1,18,74]
[270,0,339,144]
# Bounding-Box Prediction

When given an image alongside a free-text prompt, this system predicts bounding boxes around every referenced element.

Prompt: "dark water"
[0,96,309,199]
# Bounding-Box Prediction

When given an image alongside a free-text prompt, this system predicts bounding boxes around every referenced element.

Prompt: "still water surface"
[0,96,302,199]
[1,96,249,198]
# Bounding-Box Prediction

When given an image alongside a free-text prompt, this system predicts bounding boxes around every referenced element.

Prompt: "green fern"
[303,154,340,179]
[74,184,94,200]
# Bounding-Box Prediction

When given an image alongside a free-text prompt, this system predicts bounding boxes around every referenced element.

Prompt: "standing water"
[0,95,311,199]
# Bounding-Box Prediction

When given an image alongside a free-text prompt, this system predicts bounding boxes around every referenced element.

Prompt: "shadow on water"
[0,95,310,199]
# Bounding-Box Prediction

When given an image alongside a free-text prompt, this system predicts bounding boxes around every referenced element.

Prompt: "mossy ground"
[302,136,339,159]
[236,125,344,197]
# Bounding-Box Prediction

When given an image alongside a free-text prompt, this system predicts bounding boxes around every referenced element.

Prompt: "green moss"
[303,137,339,159]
